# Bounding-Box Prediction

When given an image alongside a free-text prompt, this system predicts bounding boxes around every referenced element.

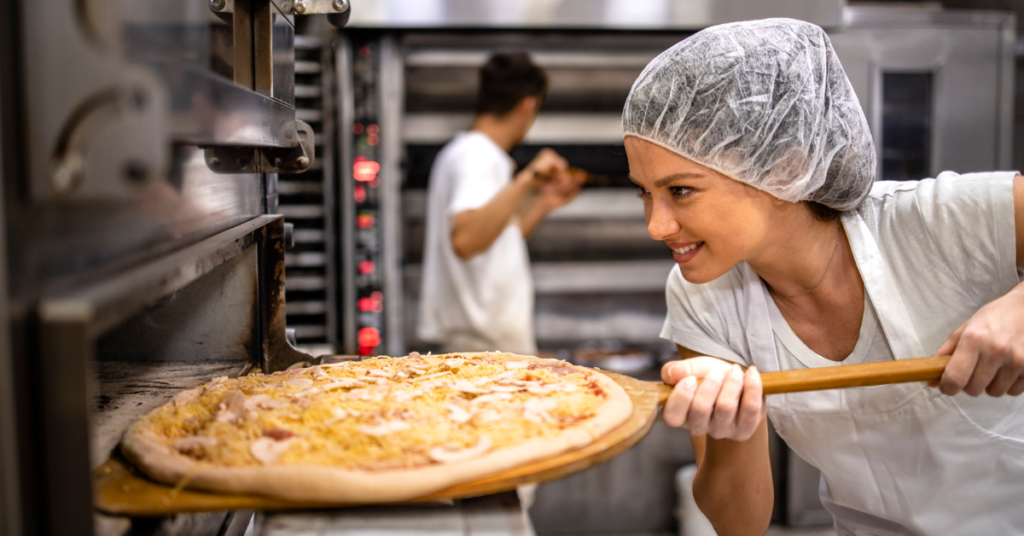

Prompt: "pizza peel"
[93,355,950,516]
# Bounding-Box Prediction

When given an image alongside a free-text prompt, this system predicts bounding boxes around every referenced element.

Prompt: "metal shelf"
[403,113,623,144]
[532,260,674,294]
[402,189,644,221]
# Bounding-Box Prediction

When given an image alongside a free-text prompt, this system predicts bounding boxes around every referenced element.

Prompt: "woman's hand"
[661,357,765,441]
[932,284,1024,397]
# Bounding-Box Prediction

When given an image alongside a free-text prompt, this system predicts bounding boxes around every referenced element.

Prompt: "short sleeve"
[897,172,1019,306]
[448,149,508,216]
[660,265,748,365]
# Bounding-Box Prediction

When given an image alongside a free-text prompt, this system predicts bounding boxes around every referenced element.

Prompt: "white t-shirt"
[417,131,536,354]
[661,171,1024,526]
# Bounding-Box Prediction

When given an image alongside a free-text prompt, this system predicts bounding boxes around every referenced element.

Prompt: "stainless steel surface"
[404,113,624,144]
[90,360,246,469]
[7,145,264,301]
[22,0,170,203]
[831,6,1016,177]
[260,491,534,536]
[279,32,339,346]
[0,90,19,536]
[336,38,358,355]
[345,0,844,29]
[532,261,675,294]
[16,215,309,535]
[380,37,406,356]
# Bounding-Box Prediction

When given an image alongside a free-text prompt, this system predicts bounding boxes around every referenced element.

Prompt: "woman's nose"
[647,200,680,240]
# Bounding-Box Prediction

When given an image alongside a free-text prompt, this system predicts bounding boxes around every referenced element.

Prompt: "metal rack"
[280,33,339,346]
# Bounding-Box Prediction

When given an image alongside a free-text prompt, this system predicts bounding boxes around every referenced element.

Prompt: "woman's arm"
[664,345,773,536]
[932,175,1024,396]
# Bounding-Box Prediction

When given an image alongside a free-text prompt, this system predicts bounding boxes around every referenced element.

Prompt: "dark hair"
[475,52,548,116]
[805,201,842,223]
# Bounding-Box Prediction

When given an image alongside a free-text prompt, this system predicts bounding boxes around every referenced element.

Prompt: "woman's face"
[625,137,783,284]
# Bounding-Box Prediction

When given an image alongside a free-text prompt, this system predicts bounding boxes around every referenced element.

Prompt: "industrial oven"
[0,0,347,534]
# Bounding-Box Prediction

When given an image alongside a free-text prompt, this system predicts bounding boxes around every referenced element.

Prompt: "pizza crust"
[120,352,633,503]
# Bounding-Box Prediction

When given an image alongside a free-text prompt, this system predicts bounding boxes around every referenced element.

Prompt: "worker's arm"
[664,345,773,536]
[450,149,566,259]
[518,168,587,238]
[929,174,1024,397]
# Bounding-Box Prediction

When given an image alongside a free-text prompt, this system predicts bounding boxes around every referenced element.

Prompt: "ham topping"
[390,389,423,403]
[288,378,314,389]
[527,383,577,395]
[523,398,558,424]
[321,378,365,391]
[472,409,501,425]
[410,371,450,383]
[308,365,329,381]
[174,436,218,454]
[407,351,421,359]
[250,437,294,464]
[451,380,488,394]
[244,394,288,411]
[214,391,246,424]
[359,420,411,436]
[471,392,513,406]
[262,428,295,440]
[428,437,493,464]
[446,404,473,424]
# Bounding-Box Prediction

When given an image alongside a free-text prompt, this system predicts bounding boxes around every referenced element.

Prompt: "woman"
[623,19,1024,535]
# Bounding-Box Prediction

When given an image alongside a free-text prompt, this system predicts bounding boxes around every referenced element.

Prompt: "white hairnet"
[623,18,875,211]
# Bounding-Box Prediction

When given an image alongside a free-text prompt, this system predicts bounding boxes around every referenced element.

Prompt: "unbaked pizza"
[120,352,632,503]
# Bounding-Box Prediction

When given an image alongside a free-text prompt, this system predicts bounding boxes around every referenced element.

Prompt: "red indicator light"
[359,46,371,58]
[356,213,375,228]
[357,291,384,313]
[367,124,379,135]
[354,185,366,203]
[353,160,380,182]
[358,260,375,274]
[358,327,380,348]
[367,135,379,147]
[352,123,364,135]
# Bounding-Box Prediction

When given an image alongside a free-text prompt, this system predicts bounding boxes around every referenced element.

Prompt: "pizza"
[120,352,633,503]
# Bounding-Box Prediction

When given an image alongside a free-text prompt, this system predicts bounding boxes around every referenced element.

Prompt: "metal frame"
[0,84,21,536]
[832,6,1016,179]
[379,36,405,356]
[335,37,357,355]
[31,216,307,535]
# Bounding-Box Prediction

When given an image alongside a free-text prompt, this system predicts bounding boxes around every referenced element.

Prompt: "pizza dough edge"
[119,352,634,503]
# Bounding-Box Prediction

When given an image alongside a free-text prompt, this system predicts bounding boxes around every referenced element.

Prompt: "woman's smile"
[667,241,704,263]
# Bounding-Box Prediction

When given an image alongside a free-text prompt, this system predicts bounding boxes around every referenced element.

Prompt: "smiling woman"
[623,17,1024,536]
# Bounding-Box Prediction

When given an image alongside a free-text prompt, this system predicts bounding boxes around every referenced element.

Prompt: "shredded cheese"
[138,354,608,470]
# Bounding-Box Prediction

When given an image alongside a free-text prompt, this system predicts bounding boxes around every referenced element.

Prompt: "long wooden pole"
[656,356,950,405]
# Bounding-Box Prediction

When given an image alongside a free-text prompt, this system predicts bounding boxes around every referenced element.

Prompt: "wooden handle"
[655,356,950,405]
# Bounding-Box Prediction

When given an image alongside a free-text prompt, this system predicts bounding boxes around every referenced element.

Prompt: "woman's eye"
[635,186,649,198]
[669,186,693,198]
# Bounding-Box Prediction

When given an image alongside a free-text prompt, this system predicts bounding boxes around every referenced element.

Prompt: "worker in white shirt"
[418,52,585,355]
[624,19,1024,535]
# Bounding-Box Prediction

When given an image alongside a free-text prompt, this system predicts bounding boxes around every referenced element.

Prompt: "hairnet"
[622,18,875,211]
